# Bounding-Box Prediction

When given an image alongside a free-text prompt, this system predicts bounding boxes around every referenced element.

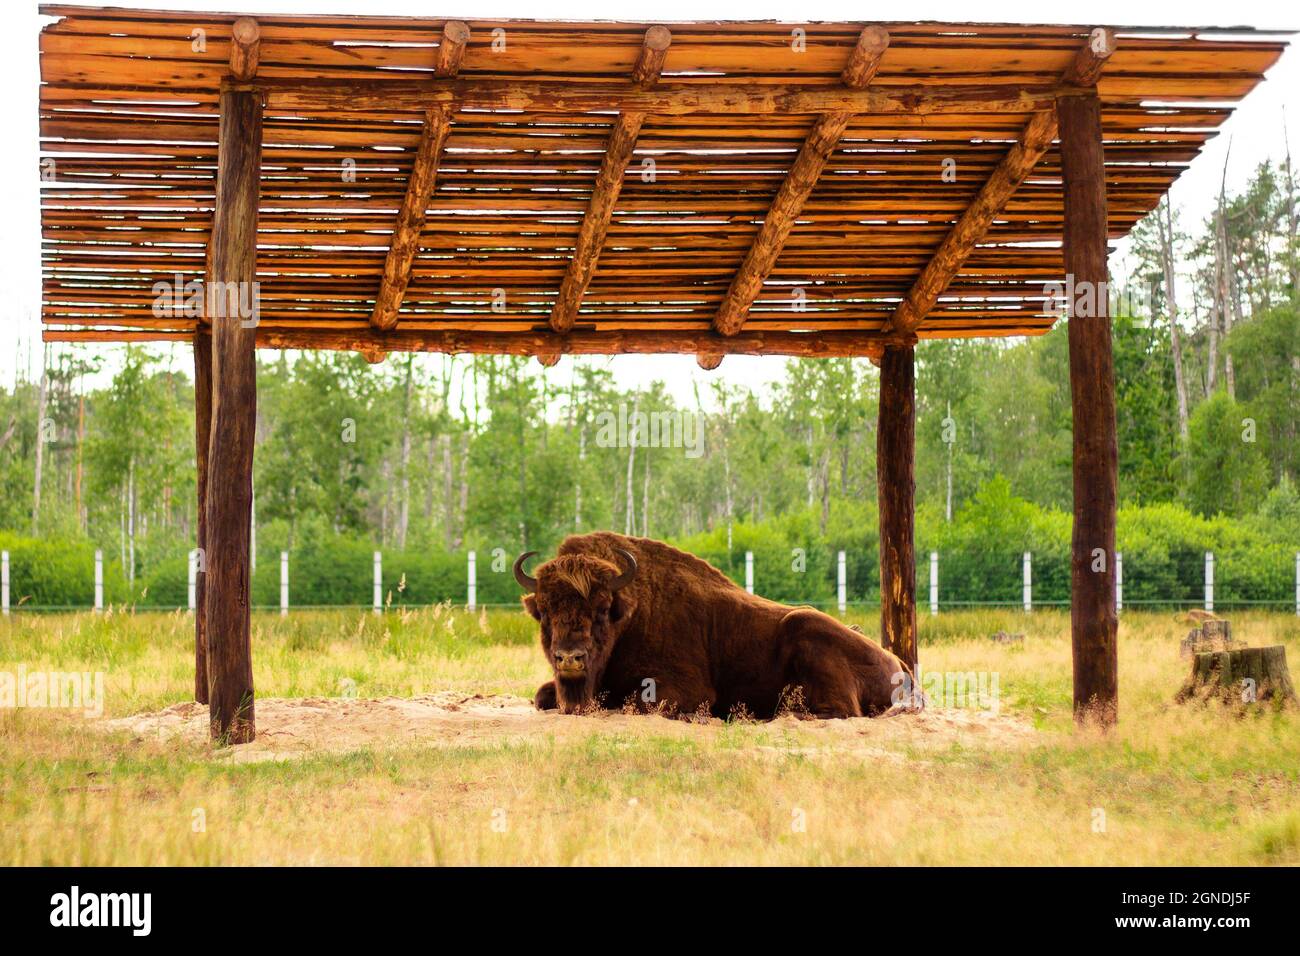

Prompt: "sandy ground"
[101,692,1040,763]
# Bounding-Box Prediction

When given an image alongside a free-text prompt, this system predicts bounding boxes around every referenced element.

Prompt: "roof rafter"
[369,20,470,331]
[549,26,671,335]
[711,26,890,339]
[889,27,1116,336]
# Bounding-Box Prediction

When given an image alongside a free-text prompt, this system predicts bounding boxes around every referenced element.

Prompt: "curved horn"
[513,551,540,593]
[609,548,638,591]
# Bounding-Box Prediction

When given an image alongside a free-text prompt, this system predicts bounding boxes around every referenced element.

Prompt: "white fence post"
[280,550,289,618]
[836,550,846,614]
[1,550,9,616]
[1023,551,1032,612]
[1204,551,1214,613]
[467,550,477,611]
[187,548,197,611]
[373,550,382,615]
[1116,551,1123,614]
[94,549,103,611]
[744,551,754,594]
[929,551,938,615]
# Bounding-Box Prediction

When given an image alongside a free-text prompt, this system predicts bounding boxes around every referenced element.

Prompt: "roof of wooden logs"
[37,7,1289,362]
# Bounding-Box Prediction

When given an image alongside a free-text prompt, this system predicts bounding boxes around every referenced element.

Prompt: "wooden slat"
[891,28,1116,334]
[713,26,889,336]
[549,26,670,334]
[369,20,469,330]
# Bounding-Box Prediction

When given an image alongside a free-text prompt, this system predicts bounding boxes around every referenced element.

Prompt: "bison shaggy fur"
[521,532,915,718]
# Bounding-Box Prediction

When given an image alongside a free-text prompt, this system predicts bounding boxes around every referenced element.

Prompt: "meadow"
[2,606,1298,866]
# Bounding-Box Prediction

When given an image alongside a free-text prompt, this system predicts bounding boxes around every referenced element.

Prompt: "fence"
[2,546,1299,615]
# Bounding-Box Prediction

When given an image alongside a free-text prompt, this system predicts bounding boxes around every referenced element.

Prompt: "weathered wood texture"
[1176,645,1297,709]
[877,343,917,677]
[1059,91,1118,727]
[891,29,1116,334]
[192,328,211,704]
[550,26,670,333]
[251,326,903,358]
[36,13,1286,349]
[227,16,259,81]
[712,26,888,336]
[254,78,1075,116]
[204,87,262,744]
[370,21,469,330]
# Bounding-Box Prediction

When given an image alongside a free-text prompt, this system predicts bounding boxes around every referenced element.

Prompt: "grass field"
[2,606,1298,865]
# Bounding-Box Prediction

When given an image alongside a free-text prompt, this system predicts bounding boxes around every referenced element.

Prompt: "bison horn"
[513,551,539,593]
[609,548,638,591]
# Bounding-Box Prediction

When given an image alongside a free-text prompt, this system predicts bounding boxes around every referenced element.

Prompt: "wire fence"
[3,547,1299,616]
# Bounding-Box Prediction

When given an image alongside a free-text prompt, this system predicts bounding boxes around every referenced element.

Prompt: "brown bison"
[515,531,916,718]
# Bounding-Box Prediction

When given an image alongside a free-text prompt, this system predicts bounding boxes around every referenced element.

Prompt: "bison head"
[515,548,637,713]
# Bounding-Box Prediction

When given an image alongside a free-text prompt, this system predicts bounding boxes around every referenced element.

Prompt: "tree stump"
[1179,618,1239,658]
[1176,645,1297,710]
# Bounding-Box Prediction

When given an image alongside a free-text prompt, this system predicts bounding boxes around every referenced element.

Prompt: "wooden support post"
[193,329,211,704]
[205,84,263,744]
[549,27,671,333]
[1059,90,1118,727]
[877,343,917,677]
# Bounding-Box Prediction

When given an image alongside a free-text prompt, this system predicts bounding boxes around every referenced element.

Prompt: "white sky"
[2,1,1296,402]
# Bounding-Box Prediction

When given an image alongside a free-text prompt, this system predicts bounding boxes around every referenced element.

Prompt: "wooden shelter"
[37,7,1288,740]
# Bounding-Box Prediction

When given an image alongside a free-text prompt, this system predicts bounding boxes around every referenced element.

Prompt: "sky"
[3,0,1296,403]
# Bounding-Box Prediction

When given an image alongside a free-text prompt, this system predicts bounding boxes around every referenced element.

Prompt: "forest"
[2,153,1299,610]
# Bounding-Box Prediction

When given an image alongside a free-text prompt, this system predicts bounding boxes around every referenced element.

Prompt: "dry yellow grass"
[1,607,1297,865]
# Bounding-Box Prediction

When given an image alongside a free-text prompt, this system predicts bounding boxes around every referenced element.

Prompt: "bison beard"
[516,532,917,719]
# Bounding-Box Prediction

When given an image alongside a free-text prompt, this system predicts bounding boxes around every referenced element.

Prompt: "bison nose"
[554,650,587,672]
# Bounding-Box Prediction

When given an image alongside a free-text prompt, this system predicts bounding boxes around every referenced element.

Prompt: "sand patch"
[100,692,1040,763]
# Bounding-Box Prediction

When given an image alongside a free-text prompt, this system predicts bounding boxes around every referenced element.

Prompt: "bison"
[515,531,916,718]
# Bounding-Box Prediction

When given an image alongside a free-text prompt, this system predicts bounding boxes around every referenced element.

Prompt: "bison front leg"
[636,680,715,720]
[534,680,558,711]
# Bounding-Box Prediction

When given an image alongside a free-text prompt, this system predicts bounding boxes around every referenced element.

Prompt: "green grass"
[2,606,1298,865]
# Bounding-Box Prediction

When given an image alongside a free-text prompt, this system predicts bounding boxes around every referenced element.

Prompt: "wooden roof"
[37,7,1289,360]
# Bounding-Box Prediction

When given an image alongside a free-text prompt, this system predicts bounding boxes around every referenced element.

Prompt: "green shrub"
[0,533,129,608]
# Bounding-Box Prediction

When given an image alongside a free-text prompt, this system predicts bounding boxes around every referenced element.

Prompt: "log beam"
[192,328,211,704]
[712,26,888,337]
[877,343,917,679]
[370,21,470,330]
[252,326,901,359]
[228,17,260,81]
[1060,89,1118,727]
[204,87,263,744]
[890,28,1115,334]
[250,77,1080,116]
[549,27,671,333]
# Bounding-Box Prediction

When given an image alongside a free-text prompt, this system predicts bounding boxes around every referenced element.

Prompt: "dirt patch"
[102,692,1039,763]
